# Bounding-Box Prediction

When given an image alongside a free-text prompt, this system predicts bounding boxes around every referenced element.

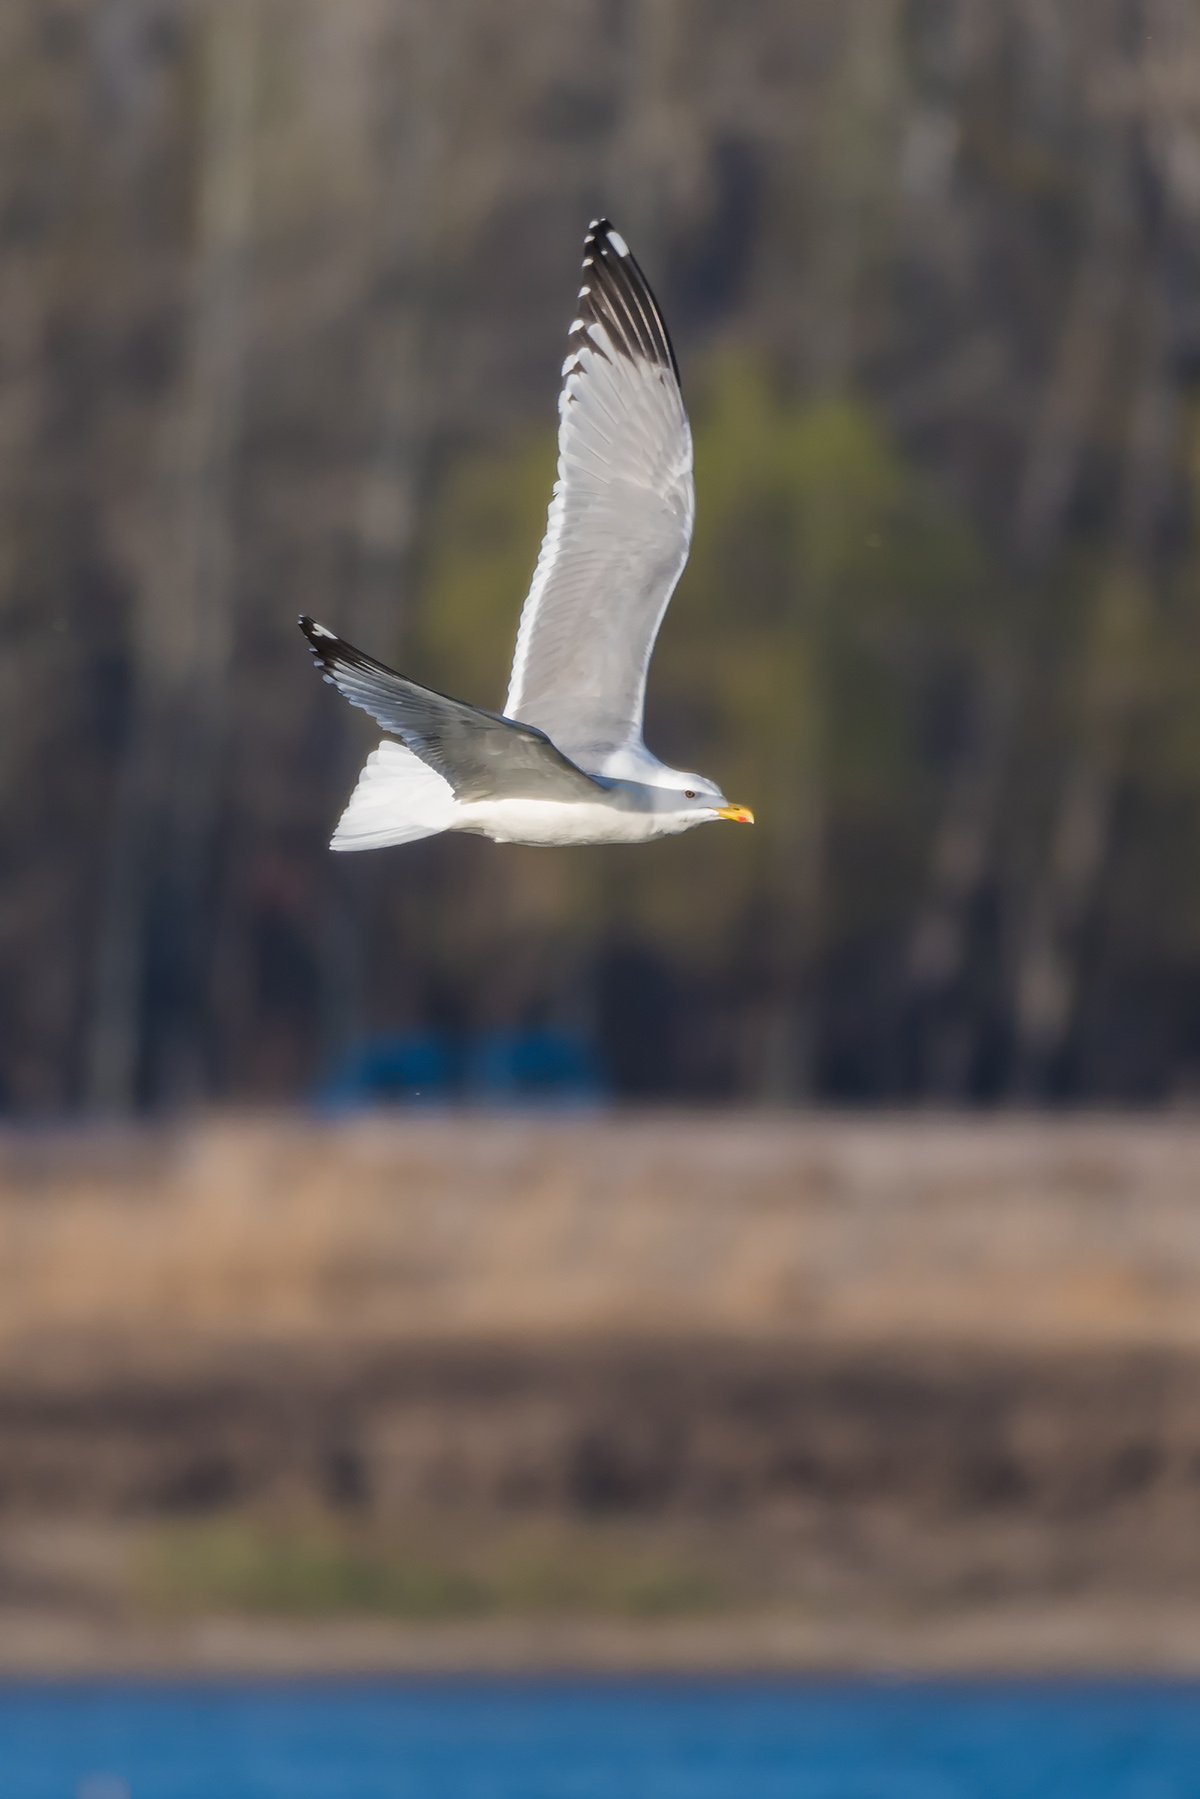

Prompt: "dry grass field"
[3,1110,1199,1350]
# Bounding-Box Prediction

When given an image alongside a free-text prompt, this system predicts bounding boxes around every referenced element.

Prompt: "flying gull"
[300,219,754,848]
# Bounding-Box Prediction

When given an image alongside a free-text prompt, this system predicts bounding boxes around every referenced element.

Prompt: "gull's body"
[301,220,752,848]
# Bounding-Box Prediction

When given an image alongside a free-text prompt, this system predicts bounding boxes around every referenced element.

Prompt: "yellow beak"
[716,803,755,824]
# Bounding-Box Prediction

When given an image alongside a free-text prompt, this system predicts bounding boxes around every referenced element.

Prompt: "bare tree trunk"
[349,0,457,656]
[1010,290,1173,1093]
[903,98,1135,1098]
[85,1,257,1110]
[1007,0,1196,1095]
[904,663,1017,1095]
[807,0,903,391]
[316,0,460,1070]
[760,0,903,1102]
[604,0,682,257]
[759,643,826,1102]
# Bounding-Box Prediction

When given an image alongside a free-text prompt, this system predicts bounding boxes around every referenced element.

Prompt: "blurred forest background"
[6,0,1200,1114]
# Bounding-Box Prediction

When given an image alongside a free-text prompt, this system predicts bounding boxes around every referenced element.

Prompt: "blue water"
[4,1679,1200,1799]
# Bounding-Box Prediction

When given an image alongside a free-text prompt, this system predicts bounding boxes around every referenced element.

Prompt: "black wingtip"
[300,617,403,699]
[573,218,679,382]
[299,616,335,645]
[299,615,347,680]
[585,218,630,257]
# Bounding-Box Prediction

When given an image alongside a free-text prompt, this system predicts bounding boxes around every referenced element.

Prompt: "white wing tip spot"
[606,227,630,256]
[568,317,585,333]
[310,622,336,640]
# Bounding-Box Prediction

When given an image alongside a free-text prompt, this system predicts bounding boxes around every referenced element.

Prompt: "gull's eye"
[684,790,697,799]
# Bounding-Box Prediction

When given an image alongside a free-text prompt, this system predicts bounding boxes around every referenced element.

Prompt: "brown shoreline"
[6,1603,1200,1680]
[2,1114,1200,1675]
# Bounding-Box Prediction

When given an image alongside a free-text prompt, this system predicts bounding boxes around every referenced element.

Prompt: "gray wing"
[504,220,694,770]
[299,617,605,804]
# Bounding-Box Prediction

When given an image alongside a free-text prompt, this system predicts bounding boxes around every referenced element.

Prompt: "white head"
[629,770,754,834]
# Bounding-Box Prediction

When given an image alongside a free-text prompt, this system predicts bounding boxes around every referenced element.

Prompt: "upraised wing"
[504,220,694,771]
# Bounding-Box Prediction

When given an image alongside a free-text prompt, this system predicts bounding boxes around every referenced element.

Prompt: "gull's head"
[609,766,755,833]
[667,774,754,829]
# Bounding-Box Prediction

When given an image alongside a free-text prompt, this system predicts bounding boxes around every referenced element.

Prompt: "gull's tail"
[330,739,455,852]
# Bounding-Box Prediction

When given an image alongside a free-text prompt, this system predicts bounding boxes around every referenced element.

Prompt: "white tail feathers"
[330,740,456,851]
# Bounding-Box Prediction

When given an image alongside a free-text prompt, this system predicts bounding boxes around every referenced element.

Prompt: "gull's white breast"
[452,795,671,847]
